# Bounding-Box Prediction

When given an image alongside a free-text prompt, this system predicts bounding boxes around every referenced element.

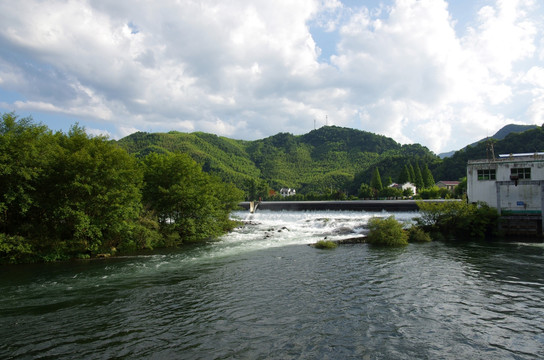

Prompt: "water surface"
[1,210,543,359]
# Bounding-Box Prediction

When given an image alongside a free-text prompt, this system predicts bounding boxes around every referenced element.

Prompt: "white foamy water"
[211,209,418,256]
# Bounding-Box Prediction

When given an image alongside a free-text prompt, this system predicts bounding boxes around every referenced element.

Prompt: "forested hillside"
[439,124,538,158]
[433,125,544,180]
[118,126,440,198]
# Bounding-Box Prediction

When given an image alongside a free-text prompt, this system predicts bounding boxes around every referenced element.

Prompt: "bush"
[415,199,499,240]
[314,240,338,249]
[408,226,432,243]
[366,216,408,246]
[0,234,35,264]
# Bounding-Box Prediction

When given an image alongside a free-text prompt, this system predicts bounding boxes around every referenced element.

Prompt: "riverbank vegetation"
[365,200,497,247]
[0,113,243,264]
[415,199,499,241]
[366,216,409,246]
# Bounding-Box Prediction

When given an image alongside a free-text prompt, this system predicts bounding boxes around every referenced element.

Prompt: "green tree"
[384,176,393,187]
[0,113,54,235]
[142,152,243,243]
[408,162,416,183]
[414,162,424,190]
[422,163,435,189]
[398,165,411,184]
[358,183,374,199]
[37,125,143,257]
[370,167,383,192]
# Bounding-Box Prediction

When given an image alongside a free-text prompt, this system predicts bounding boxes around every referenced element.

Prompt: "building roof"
[468,153,544,165]
[437,180,460,186]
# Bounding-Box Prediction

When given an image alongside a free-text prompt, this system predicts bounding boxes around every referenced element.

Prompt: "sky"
[1,0,543,154]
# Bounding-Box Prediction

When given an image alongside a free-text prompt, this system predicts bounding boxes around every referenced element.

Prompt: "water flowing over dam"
[1,209,543,359]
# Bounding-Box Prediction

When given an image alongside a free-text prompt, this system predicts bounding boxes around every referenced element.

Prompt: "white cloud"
[0,0,542,153]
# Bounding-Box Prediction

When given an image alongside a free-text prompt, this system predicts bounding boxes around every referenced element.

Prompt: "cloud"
[0,0,542,153]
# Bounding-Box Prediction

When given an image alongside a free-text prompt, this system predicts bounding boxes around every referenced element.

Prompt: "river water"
[1,210,544,359]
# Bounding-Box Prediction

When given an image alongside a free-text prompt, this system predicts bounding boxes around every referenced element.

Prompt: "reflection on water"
[1,210,543,359]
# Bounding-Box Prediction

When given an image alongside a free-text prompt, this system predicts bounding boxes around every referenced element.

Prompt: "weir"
[238,200,439,212]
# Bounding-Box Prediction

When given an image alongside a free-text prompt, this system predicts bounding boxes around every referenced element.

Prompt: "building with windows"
[467,153,544,216]
[436,180,460,192]
[279,188,296,197]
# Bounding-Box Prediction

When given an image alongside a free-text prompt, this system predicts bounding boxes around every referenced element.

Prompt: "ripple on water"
[1,211,544,359]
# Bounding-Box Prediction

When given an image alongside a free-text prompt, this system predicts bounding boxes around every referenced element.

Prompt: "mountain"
[433,125,544,181]
[117,125,439,197]
[438,124,538,158]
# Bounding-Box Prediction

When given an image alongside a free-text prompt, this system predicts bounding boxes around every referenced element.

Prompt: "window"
[511,167,531,179]
[477,169,496,180]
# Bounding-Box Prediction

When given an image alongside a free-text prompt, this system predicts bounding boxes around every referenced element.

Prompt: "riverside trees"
[0,113,243,263]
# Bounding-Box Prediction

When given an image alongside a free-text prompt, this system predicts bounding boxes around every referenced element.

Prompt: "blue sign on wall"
[517,201,525,206]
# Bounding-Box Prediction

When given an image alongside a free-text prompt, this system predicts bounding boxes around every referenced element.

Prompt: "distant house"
[436,180,460,192]
[280,188,296,197]
[389,182,417,195]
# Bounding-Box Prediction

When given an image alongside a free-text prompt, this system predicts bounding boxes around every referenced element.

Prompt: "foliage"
[118,125,440,198]
[0,113,245,263]
[417,186,450,199]
[378,186,402,198]
[414,162,424,190]
[314,240,338,249]
[422,163,435,188]
[454,177,467,198]
[370,168,383,191]
[0,234,35,264]
[407,226,432,243]
[141,152,244,243]
[366,216,409,246]
[415,199,499,240]
[434,126,544,181]
[358,183,374,199]
[398,165,411,184]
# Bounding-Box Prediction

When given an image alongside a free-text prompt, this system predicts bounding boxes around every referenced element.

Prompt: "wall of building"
[467,156,544,214]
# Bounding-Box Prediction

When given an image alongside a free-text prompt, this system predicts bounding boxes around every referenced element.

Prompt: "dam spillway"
[238,200,437,212]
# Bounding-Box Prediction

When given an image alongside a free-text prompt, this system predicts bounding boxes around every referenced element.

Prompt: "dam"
[238,199,444,212]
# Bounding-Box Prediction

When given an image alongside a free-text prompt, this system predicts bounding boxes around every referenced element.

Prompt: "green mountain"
[438,124,538,158]
[117,126,439,197]
[433,125,544,181]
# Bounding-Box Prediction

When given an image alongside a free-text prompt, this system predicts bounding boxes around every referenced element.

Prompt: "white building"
[389,182,417,195]
[279,188,296,197]
[467,153,544,215]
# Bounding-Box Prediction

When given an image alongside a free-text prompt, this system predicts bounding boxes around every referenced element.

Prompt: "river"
[1,210,543,359]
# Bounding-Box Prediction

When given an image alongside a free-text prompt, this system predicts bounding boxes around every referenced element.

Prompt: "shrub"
[0,234,34,264]
[408,226,432,243]
[366,216,408,246]
[314,240,338,249]
[415,199,499,240]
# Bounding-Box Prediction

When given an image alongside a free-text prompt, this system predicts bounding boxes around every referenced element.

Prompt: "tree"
[142,152,243,243]
[414,162,424,190]
[0,113,54,235]
[408,162,416,183]
[384,176,393,187]
[37,125,143,256]
[358,183,373,199]
[398,165,411,184]
[422,163,435,189]
[370,167,383,192]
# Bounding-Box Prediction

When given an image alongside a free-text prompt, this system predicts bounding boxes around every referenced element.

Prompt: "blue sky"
[1,0,543,153]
